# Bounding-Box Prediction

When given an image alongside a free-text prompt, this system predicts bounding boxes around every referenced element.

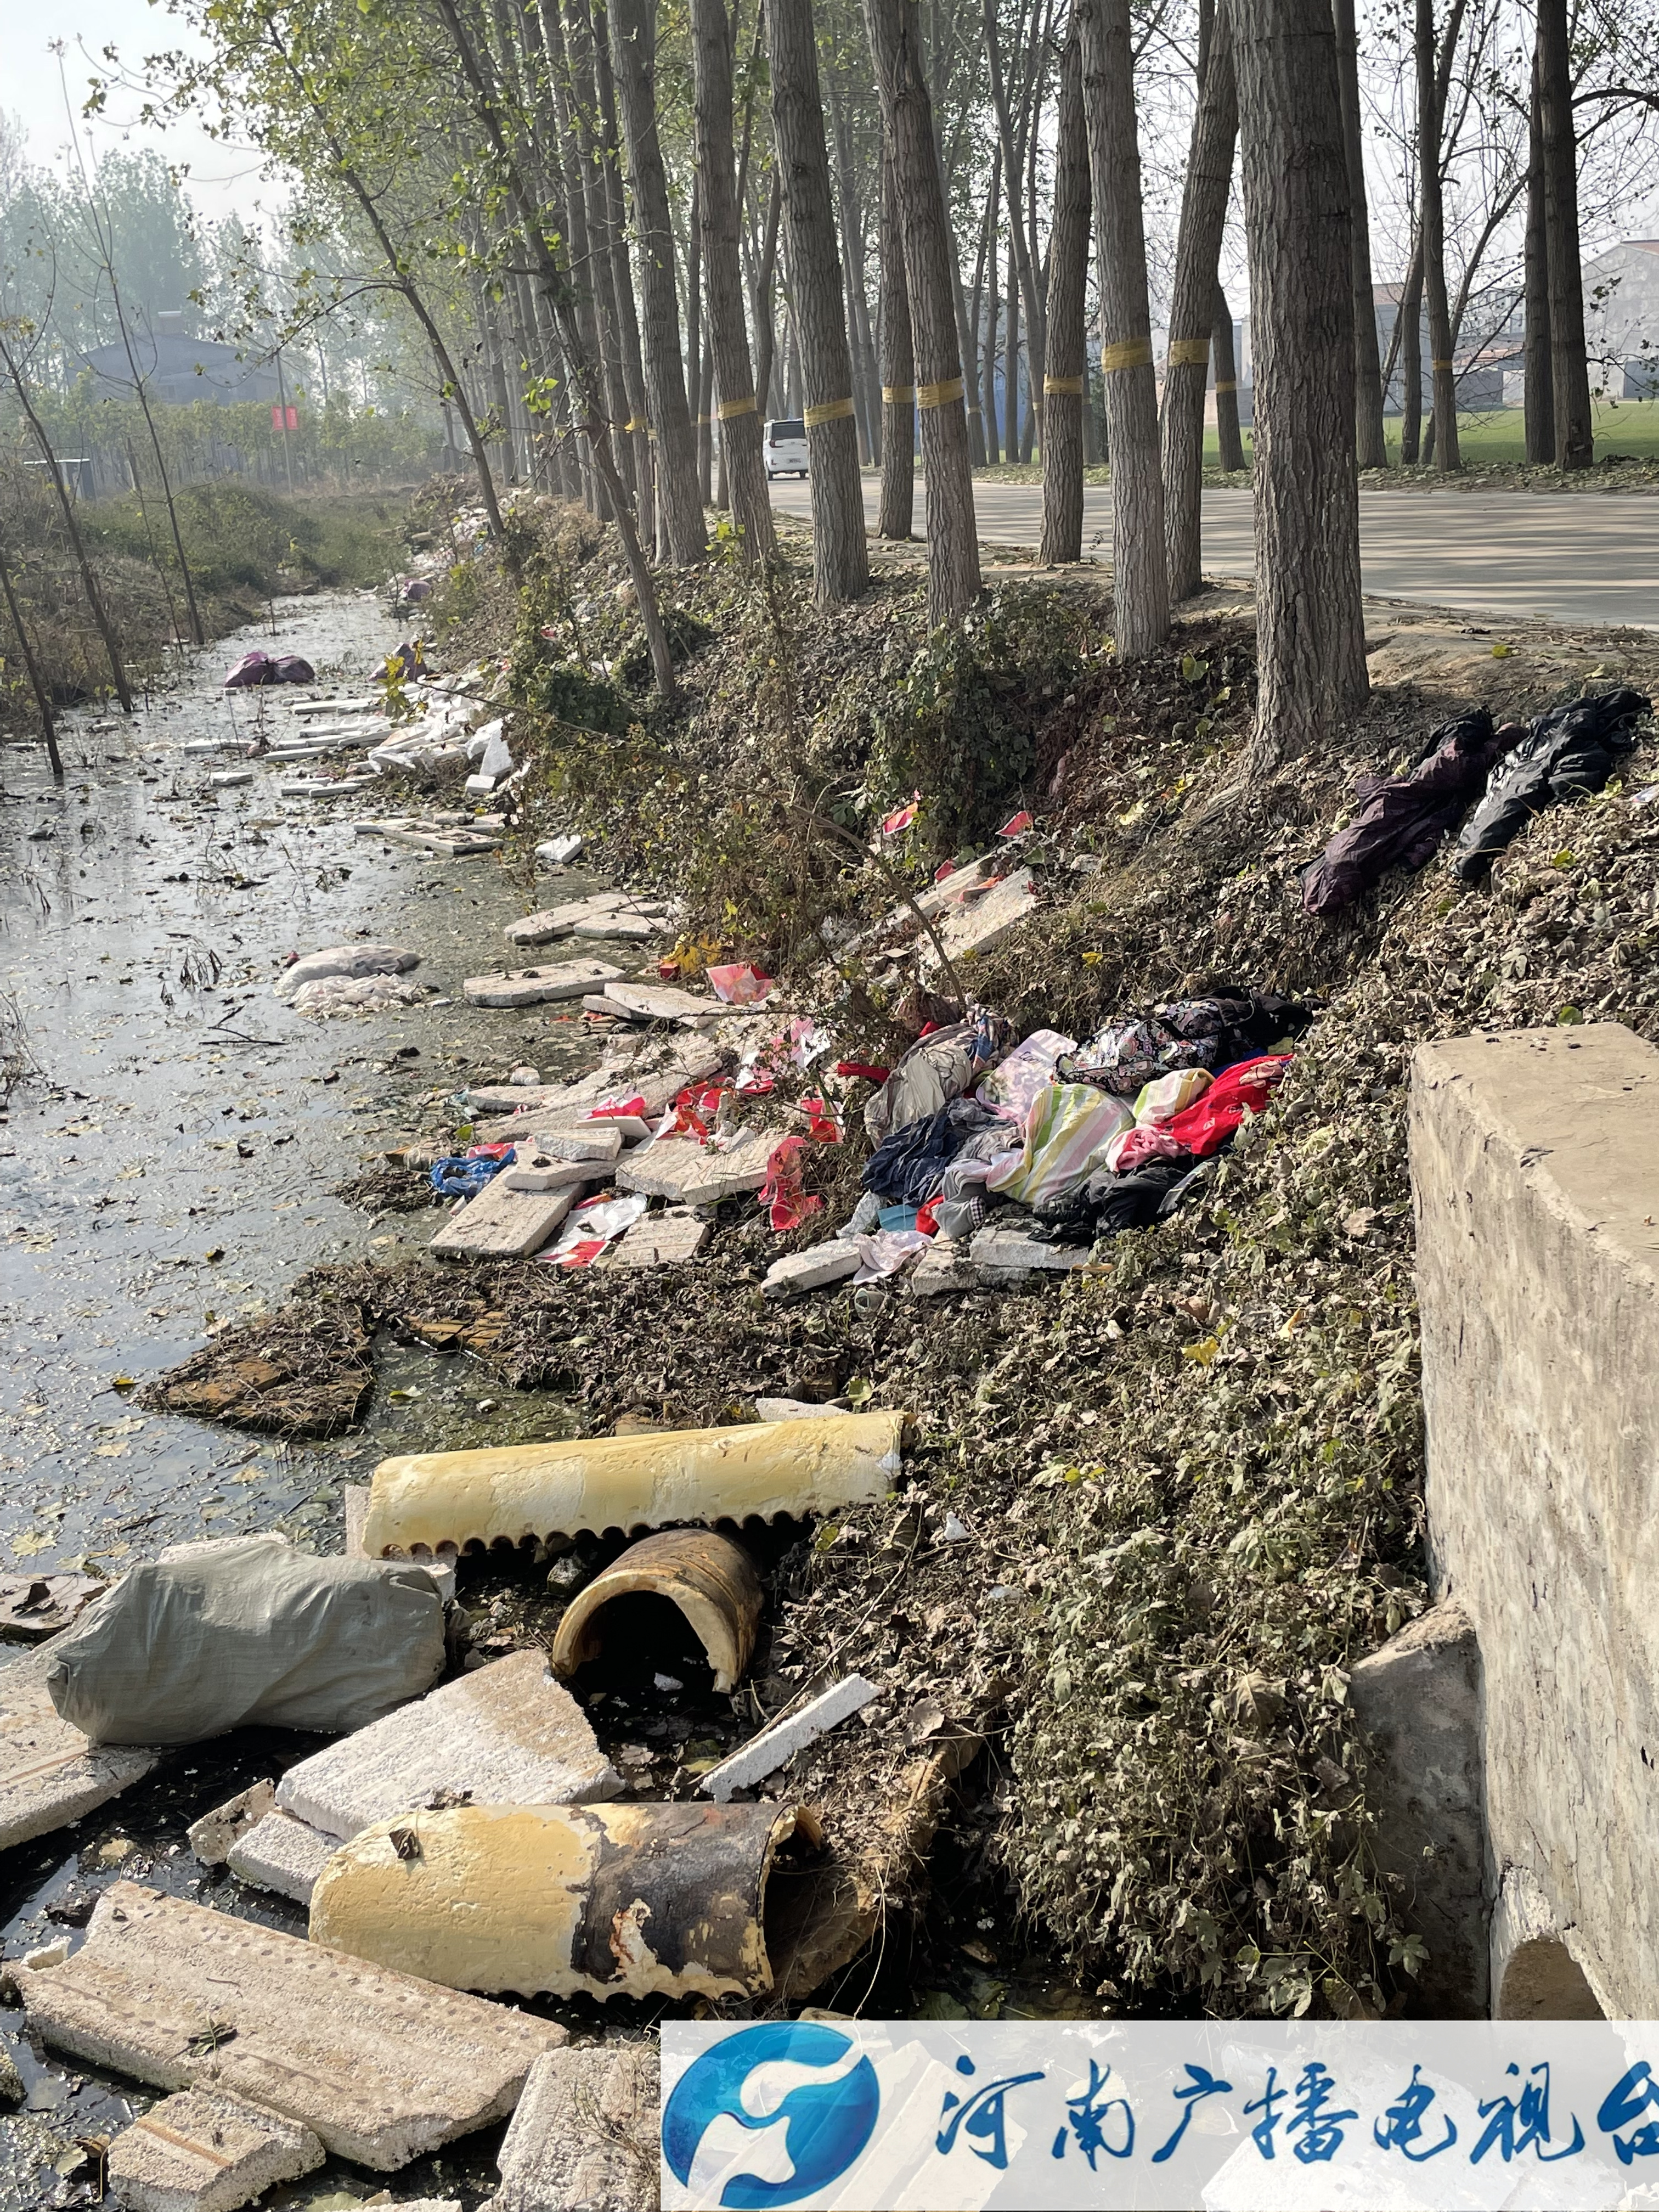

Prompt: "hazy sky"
[0,0,274,225]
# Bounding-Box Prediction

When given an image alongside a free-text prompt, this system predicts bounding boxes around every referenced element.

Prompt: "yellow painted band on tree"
[916,376,966,408]
[1043,375,1085,395]
[717,395,758,419]
[1215,380,1237,394]
[802,396,855,426]
[882,384,916,403]
[1100,338,1154,373]
[624,417,646,432]
[1166,338,1211,367]
[1432,358,1454,370]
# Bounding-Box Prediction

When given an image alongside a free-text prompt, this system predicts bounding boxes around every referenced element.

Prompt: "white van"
[763,418,809,478]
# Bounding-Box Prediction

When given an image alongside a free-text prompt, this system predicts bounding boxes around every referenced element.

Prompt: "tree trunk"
[1039,5,1088,564]
[1234,0,1368,766]
[610,0,706,558]
[1003,233,1020,461]
[1212,284,1246,470]
[1398,243,1425,464]
[563,0,637,511]
[1536,0,1593,470]
[0,537,63,775]
[1333,0,1387,468]
[690,0,777,557]
[1523,53,1555,465]
[862,0,982,623]
[1416,0,1461,470]
[983,0,1047,454]
[591,0,657,535]
[1076,0,1167,657]
[826,73,883,461]
[752,168,784,418]
[1160,0,1236,601]
[877,138,917,538]
[768,0,870,601]
[982,160,1003,464]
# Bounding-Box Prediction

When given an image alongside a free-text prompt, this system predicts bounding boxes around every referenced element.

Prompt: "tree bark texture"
[590,0,656,531]
[1076,0,1167,657]
[1159,0,1235,602]
[862,0,981,623]
[768,0,870,601]
[1536,0,1594,470]
[1040,8,1088,564]
[983,0,1046,447]
[1397,241,1424,463]
[1333,0,1387,468]
[1523,54,1555,465]
[562,0,639,507]
[1234,0,1368,763]
[691,0,777,558]
[1212,283,1246,470]
[877,139,917,538]
[1415,0,1461,470]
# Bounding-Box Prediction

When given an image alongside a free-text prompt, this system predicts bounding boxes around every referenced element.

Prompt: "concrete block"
[698,1675,880,1800]
[969,1223,1092,1279]
[505,894,631,946]
[1349,1601,1488,2015]
[187,1782,275,1869]
[602,981,714,1023]
[924,865,1038,969]
[0,1645,157,1851]
[490,2044,658,2212]
[572,913,656,942]
[1411,1023,1659,2018]
[227,1808,337,1905]
[505,1124,624,1178]
[1489,1865,1607,2020]
[761,1241,861,1299]
[430,1178,573,1259]
[754,1397,848,1421]
[14,1881,565,2170]
[608,1206,709,1268]
[105,2086,324,2212]
[464,960,622,1009]
[275,1650,622,1840]
[618,1127,775,1207]
[911,1239,975,1297]
[500,1156,609,1195]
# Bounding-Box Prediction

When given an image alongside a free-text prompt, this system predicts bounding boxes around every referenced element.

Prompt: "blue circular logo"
[663,2022,881,2208]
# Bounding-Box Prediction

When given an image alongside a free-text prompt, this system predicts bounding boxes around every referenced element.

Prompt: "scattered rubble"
[14,1882,564,2168]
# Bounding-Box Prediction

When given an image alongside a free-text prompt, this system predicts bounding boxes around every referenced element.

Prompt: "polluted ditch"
[3,498,1658,2208]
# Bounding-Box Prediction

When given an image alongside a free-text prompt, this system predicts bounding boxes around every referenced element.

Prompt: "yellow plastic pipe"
[309,1799,822,2001]
[362,1412,907,1558]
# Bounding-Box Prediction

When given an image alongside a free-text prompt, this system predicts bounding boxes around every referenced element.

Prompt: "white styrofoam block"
[698,1675,880,1801]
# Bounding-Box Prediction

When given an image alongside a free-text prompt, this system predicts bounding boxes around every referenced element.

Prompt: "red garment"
[1159,1054,1293,1160]
[834,1060,891,1085]
[758,1136,825,1233]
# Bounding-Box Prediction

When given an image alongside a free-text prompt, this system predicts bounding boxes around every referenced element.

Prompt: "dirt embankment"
[142,491,1659,2022]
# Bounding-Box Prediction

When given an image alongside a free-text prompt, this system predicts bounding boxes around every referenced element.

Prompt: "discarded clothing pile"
[863,1010,1014,1139]
[1453,686,1651,879]
[1300,707,1523,917]
[1057,987,1311,1091]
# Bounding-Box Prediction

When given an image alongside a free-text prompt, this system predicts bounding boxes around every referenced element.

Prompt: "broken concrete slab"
[227,1808,337,1905]
[923,865,1039,970]
[466,1037,730,1135]
[187,1781,275,1868]
[754,1396,849,1421]
[969,1223,1093,1279]
[274,1651,622,1841]
[430,1179,573,1259]
[572,913,656,943]
[507,1123,624,1167]
[464,959,623,1009]
[105,2086,324,2212]
[761,1241,862,1298]
[14,1882,565,2170]
[698,1675,880,1801]
[602,980,715,1023]
[911,1237,976,1296]
[499,1155,609,1195]
[488,2044,658,2212]
[0,1573,106,1643]
[0,1645,158,1852]
[616,1126,775,1208]
[504,893,634,946]
[608,1206,709,1268]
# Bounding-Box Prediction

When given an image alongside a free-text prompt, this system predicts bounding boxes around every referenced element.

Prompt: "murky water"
[0,593,639,2207]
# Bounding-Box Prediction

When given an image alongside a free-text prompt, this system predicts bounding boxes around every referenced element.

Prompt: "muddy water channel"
[0,593,640,2207]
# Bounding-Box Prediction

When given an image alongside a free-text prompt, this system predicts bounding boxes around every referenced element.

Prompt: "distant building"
[1582,239,1659,398]
[80,313,282,408]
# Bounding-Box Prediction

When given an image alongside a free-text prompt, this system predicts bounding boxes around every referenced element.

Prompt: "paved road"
[766,477,1659,631]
